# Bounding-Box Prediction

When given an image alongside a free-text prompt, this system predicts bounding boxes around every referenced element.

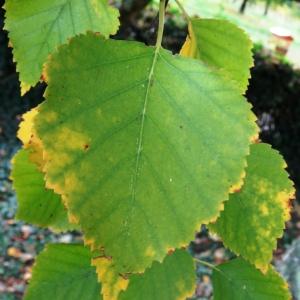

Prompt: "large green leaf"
[209,143,295,272]
[11,148,75,232]
[212,258,291,299]
[118,250,195,300]
[34,33,258,274]
[25,244,101,300]
[4,0,119,94]
[181,18,253,93]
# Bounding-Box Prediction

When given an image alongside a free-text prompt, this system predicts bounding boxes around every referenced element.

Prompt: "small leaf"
[209,143,295,272]
[4,0,120,94]
[212,258,291,300]
[34,33,258,274]
[18,108,38,147]
[11,149,75,232]
[25,244,101,300]
[181,18,253,93]
[118,249,195,300]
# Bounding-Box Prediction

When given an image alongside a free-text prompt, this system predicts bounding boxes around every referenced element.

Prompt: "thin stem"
[194,258,220,272]
[194,258,233,282]
[155,0,166,49]
[175,0,190,21]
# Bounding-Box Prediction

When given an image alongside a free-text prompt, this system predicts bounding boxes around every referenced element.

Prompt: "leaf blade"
[209,143,295,271]
[25,244,101,300]
[212,258,291,300]
[181,18,253,93]
[34,33,258,274]
[11,148,75,232]
[118,250,195,300]
[4,0,120,93]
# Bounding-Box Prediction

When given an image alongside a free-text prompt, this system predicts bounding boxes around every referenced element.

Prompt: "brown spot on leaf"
[93,254,113,261]
[40,73,46,82]
[251,134,260,144]
[231,187,241,193]
[119,273,129,280]
[167,248,175,255]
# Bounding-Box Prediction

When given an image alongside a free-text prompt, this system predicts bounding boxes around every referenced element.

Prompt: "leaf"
[118,249,195,300]
[4,0,120,94]
[180,18,253,93]
[212,258,291,300]
[11,148,75,232]
[18,108,38,148]
[209,143,295,272]
[25,244,101,300]
[34,33,258,274]
[18,108,44,169]
[92,249,195,300]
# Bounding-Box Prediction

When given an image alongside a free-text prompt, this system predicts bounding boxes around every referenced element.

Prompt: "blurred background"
[0,0,299,299]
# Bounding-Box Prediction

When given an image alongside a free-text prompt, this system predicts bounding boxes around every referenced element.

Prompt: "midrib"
[130,47,161,206]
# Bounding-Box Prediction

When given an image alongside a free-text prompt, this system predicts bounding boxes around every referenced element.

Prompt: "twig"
[174,0,190,21]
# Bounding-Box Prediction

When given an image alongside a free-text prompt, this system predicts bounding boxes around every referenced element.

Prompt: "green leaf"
[119,250,195,300]
[92,249,195,300]
[180,18,253,93]
[4,0,120,94]
[25,244,101,300]
[212,258,291,300]
[209,143,295,272]
[34,33,258,274]
[11,148,75,232]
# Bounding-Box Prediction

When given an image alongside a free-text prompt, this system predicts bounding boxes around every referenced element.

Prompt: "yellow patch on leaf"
[276,190,295,219]
[53,126,90,151]
[18,108,44,169]
[18,108,38,146]
[92,257,129,300]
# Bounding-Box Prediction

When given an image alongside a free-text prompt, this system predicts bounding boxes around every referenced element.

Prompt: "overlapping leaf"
[118,249,195,300]
[212,258,291,299]
[11,149,75,231]
[34,33,258,275]
[180,18,253,93]
[25,244,101,300]
[92,249,195,300]
[209,143,295,272]
[4,0,120,94]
